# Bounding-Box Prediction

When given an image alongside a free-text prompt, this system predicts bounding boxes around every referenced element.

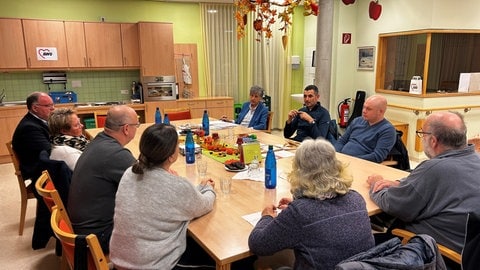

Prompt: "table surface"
[86,119,409,270]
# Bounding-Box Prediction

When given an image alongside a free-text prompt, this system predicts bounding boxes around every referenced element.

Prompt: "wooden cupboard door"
[84,22,123,67]
[206,99,234,119]
[0,107,27,157]
[144,101,177,123]
[139,22,175,76]
[65,21,88,68]
[120,23,140,67]
[22,19,69,68]
[0,19,27,69]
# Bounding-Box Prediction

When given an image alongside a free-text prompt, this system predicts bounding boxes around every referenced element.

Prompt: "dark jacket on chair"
[335,234,447,270]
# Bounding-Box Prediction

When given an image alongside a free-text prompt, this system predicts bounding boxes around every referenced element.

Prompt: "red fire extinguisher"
[338,98,351,128]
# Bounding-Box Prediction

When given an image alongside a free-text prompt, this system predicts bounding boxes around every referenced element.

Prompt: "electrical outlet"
[120,89,129,95]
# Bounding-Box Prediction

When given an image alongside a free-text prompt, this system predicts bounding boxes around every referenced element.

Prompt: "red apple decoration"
[253,19,262,31]
[369,0,382,20]
[342,0,355,5]
[311,2,319,16]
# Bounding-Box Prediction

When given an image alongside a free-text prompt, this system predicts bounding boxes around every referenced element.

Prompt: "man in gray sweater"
[367,111,480,255]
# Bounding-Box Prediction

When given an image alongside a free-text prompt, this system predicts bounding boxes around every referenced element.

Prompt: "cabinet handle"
[89,58,92,67]
[124,57,127,66]
[84,57,87,67]
[27,57,31,67]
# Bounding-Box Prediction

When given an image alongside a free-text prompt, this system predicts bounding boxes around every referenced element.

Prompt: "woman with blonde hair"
[248,138,374,270]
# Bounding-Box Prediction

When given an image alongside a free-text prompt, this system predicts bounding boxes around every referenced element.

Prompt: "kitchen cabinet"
[206,98,234,119]
[0,18,27,69]
[144,101,178,123]
[177,100,206,118]
[84,22,123,67]
[120,23,140,67]
[138,22,175,76]
[64,21,88,68]
[22,19,69,68]
[0,106,27,163]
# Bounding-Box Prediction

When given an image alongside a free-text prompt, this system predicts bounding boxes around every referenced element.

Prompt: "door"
[0,18,27,69]
[65,21,88,68]
[84,22,123,67]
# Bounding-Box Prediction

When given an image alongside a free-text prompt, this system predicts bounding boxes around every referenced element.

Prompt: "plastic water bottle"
[163,113,170,125]
[185,130,195,164]
[155,107,162,124]
[202,110,209,136]
[264,145,277,189]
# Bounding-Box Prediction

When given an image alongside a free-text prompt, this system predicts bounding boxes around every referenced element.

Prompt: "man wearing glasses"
[367,111,480,268]
[68,105,139,253]
[12,92,55,181]
[12,92,56,249]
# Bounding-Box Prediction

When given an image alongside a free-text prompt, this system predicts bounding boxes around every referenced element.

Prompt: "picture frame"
[357,46,375,70]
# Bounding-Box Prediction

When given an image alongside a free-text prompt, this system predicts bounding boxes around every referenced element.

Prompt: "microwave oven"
[142,76,178,101]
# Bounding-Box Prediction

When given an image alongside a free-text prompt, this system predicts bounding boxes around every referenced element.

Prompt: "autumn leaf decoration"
[235,0,318,42]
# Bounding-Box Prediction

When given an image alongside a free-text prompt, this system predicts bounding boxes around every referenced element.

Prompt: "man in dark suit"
[12,91,55,250]
[12,92,55,180]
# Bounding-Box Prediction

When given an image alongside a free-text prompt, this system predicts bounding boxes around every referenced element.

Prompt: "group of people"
[11,88,480,269]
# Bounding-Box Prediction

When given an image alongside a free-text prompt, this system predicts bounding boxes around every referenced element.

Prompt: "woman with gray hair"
[221,85,269,130]
[248,138,374,270]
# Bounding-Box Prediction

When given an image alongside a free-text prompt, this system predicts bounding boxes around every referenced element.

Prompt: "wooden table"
[86,119,409,270]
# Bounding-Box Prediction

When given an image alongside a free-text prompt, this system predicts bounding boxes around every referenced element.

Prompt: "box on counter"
[49,91,78,103]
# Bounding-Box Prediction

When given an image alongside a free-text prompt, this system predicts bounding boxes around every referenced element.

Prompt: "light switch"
[72,80,82,88]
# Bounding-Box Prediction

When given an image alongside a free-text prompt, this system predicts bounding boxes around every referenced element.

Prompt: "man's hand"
[297,111,314,123]
[286,110,299,124]
[367,174,399,192]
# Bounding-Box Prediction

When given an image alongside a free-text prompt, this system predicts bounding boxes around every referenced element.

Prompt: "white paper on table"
[209,120,238,130]
[232,168,284,182]
[275,150,295,158]
[242,210,282,227]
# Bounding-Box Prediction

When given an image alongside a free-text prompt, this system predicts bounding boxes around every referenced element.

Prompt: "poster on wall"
[36,47,58,61]
[357,46,375,71]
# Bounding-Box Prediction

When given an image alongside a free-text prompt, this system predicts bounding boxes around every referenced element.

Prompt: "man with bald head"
[68,105,139,253]
[335,94,396,162]
[367,111,480,259]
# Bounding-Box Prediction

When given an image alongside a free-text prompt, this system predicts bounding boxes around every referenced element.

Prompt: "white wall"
[326,0,480,160]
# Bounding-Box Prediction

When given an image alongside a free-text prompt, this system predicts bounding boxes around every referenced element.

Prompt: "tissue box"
[179,143,201,155]
[458,73,480,92]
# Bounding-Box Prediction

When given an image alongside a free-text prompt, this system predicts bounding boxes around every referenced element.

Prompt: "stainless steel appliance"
[142,75,177,101]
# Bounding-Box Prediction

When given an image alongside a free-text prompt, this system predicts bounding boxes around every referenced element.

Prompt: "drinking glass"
[197,159,208,179]
[220,177,232,194]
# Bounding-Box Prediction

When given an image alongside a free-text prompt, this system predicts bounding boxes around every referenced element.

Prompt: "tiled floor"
[0,163,60,270]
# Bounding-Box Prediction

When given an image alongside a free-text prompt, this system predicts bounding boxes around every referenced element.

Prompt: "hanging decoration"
[342,0,355,5]
[234,0,318,42]
[368,0,382,20]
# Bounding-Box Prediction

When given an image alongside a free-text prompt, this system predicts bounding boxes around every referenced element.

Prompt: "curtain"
[201,3,291,130]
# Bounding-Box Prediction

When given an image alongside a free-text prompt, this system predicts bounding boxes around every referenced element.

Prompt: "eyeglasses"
[119,123,140,128]
[416,129,432,138]
[34,103,54,108]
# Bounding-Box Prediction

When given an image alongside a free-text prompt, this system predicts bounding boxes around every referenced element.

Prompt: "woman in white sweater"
[110,124,216,270]
[48,108,89,170]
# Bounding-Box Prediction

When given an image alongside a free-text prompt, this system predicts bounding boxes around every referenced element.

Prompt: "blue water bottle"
[185,130,195,164]
[265,145,277,189]
[155,107,162,124]
[163,113,170,125]
[202,110,209,136]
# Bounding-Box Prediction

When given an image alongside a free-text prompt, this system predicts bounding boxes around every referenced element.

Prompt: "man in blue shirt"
[335,94,396,163]
[284,85,331,142]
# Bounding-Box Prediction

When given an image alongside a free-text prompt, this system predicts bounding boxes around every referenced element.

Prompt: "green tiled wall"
[0,70,140,102]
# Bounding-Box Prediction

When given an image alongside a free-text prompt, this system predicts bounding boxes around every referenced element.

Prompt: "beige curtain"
[201,3,291,129]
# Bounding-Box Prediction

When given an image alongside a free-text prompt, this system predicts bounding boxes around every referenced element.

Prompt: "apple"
[311,2,319,16]
[342,0,355,5]
[369,0,382,20]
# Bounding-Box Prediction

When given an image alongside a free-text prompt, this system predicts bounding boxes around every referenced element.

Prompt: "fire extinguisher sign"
[36,47,58,61]
[342,33,352,44]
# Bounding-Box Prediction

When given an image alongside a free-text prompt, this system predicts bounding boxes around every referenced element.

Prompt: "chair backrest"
[35,170,73,231]
[51,206,110,270]
[94,111,107,128]
[467,137,480,152]
[382,130,410,171]
[261,111,274,133]
[164,107,192,121]
[392,228,461,265]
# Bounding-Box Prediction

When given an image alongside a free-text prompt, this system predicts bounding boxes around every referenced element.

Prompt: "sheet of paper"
[275,150,295,158]
[242,210,282,227]
[209,120,238,130]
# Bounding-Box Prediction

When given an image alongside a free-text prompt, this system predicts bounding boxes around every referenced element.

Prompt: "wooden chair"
[260,111,274,134]
[5,141,36,235]
[94,111,107,128]
[35,170,72,231]
[51,206,110,270]
[164,107,192,121]
[392,228,461,265]
[467,137,480,152]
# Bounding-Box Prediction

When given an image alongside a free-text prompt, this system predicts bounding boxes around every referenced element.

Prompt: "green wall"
[0,0,305,103]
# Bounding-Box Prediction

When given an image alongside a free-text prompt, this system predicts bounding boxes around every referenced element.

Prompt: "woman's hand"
[201,178,215,188]
[261,204,278,218]
[277,197,292,210]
